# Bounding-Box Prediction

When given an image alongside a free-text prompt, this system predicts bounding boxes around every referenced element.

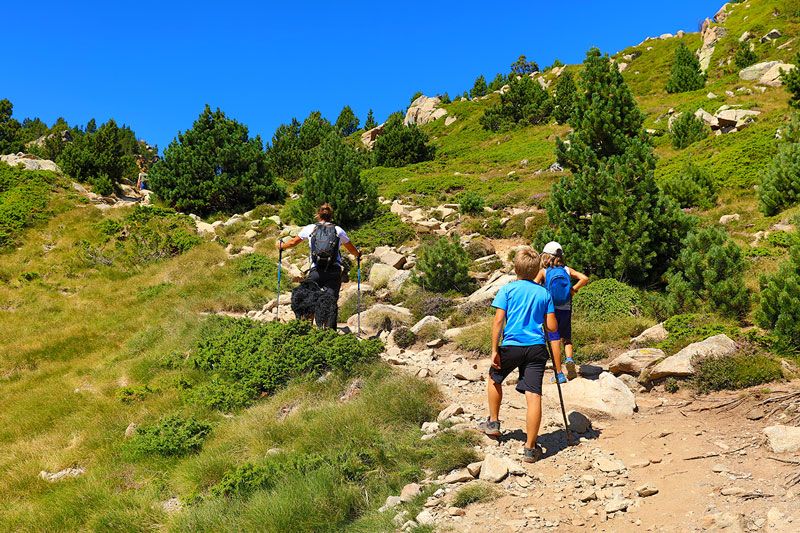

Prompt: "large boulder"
[369,263,399,287]
[411,315,444,335]
[763,425,800,453]
[716,109,760,129]
[387,270,412,293]
[562,373,637,419]
[479,455,508,483]
[739,61,795,86]
[758,63,796,87]
[608,348,664,376]
[630,323,668,347]
[694,108,719,129]
[373,246,407,269]
[360,123,385,150]
[648,334,737,380]
[0,153,61,173]
[697,25,726,72]
[346,304,412,335]
[405,95,448,126]
[466,272,516,303]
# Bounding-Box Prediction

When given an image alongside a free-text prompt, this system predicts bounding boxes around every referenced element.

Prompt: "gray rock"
[444,468,475,484]
[479,455,509,483]
[0,153,61,173]
[467,461,483,477]
[39,467,86,482]
[411,315,444,335]
[760,29,782,43]
[609,348,664,375]
[416,510,435,526]
[466,272,517,303]
[618,373,647,393]
[346,304,412,335]
[563,373,637,419]
[594,456,627,473]
[437,404,464,422]
[567,411,592,434]
[244,229,258,240]
[764,425,800,453]
[649,334,737,380]
[369,263,399,287]
[379,495,402,512]
[373,246,406,269]
[400,482,422,502]
[630,322,668,347]
[405,95,448,126]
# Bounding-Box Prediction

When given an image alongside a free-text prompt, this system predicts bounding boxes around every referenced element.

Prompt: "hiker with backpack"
[276,203,362,328]
[534,241,589,380]
[479,247,566,463]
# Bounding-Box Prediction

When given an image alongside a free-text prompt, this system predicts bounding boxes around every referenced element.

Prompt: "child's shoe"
[565,357,577,380]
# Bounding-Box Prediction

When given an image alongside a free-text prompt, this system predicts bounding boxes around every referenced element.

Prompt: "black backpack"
[310,223,340,271]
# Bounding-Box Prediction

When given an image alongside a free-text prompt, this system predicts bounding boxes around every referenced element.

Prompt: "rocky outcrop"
[648,334,737,380]
[630,323,668,347]
[360,123,385,149]
[405,96,448,126]
[739,61,796,86]
[0,153,61,173]
[763,425,800,453]
[465,272,516,303]
[697,24,726,73]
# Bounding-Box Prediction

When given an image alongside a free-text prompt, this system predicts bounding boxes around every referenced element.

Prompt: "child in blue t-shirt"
[479,247,565,463]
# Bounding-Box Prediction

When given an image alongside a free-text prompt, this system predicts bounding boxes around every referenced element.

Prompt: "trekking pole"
[356,255,362,337]
[276,239,283,320]
[544,324,574,446]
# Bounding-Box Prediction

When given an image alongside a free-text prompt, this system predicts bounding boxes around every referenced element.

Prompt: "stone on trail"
[608,348,664,375]
[594,455,627,473]
[636,484,659,497]
[400,482,422,502]
[411,315,444,335]
[368,263,399,287]
[649,334,737,380]
[763,425,800,453]
[467,461,483,477]
[453,363,482,382]
[567,410,592,434]
[604,498,632,513]
[444,468,475,484]
[416,510,435,526]
[437,404,464,422]
[563,372,637,419]
[479,455,509,483]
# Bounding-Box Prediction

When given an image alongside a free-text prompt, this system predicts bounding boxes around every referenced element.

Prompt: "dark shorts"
[554,308,572,343]
[489,344,549,395]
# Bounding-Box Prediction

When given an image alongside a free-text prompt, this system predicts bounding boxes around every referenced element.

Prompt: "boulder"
[716,109,760,129]
[763,425,800,453]
[648,334,737,380]
[608,348,664,375]
[244,229,258,240]
[562,373,637,419]
[759,63,796,87]
[372,246,406,269]
[445,115,457,126]
[694,108,719,129]
[444,468,474,484]
[437,404,464,422]
[195,220,216,235]
[698,25,726,72]
[719,213,740,225]
[739,61,783,81]
[0,153,61,173]
[760,29,782,43]
[567,411,592,434]
[387,270,412,293]
[346,304,412,334]
[369,263,399,287]
[479,455,508,483]
[411,315,444,335]
[466,272,516,303]
[400,482,422,502]
[361,123,385,150]
[405,95,448,126]
[630,323,668,347]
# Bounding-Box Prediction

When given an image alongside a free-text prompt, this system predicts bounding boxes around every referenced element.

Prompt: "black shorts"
[489,344,549,395]
[554,308,572,342]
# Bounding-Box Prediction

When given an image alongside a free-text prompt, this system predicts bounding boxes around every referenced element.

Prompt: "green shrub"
[373,112,435,168]
[552,71,576,124]
[393,327,417,349]
[664,377,680,393]
[334,105,360,137]
[129,415,211,457]
[695,355,782,393]
[150,105,285,216]
[464,236,495,260]
[348,210,415,253]
[661,162,717,209]
[757,240,800,352]
[573,279,641,321]
[658,313,731,354]
[666,227,750,318]
[480,76,552,131]
[211,454,329,498]
[670,112,709,149]
[783,52,800,109]
[452,482,498,508]
[759,142,800,216]
[414,237,473,293]
[470,75,488,99]
[734,41,758,69]
[116,384,155,403]
[188,318,383,410]
[234,253,279,290]
[766,231,794,249]
[665,43,705,94]
[417,431,481,474]
[459,192,485,215]
[0,163,58,248]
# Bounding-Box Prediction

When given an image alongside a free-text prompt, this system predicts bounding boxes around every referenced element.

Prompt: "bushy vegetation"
[480,76,552,131]
[128,415,212,457]
[334,105,360,136]
[757,238,800,352]
[759,119,800,215]
[393,326,417,349]
[347,210,415,253]
[414,237,472,293]
[546,48,689,285]
[510,54,539,75]
[670,112,709,149]
[552,71,576,124]
[373,112,435,167]
[665,43,705,93]
[470,75,488,98]
[783,52,800,109]
[0,99,22,154]
[661,162,717,209]
[150,105,284,216]
[734,41,758,69]
[364,109,377,130]
[573,278,642,321]
[695,354,782,393]
[0,163,59,248]
[293,133,378,227]
[452,482,498,508]
[187,317,382,410]
[659,313,732,354]
[459,191,485,214]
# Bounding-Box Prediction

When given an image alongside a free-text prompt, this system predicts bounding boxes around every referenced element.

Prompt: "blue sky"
[3,1,723,151]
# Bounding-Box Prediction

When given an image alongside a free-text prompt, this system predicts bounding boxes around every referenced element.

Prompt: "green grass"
[452,482,498,508]
[695,354,783,393]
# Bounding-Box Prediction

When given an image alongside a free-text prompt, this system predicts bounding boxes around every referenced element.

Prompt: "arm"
[343,241,361,259]
[276,236,303,251]
[570,268,589,295]
[545,312,562,374]
[491,308,506,369]
[534,268,546,285]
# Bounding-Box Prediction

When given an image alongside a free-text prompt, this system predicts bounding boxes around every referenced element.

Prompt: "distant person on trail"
[479,247,565,463]
[534,241,589,381]
[276,203,361,328]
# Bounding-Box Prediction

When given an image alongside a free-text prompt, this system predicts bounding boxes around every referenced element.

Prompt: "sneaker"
[551,372,568,384]
[478,417,501,437]
[565,357,578,380]
[523,445,543,463]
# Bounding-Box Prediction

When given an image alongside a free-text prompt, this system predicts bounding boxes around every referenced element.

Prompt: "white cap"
[542,241,563,256]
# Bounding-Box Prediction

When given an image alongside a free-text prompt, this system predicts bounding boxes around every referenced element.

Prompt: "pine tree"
[364,109,377,130]
[470,75,488,98]
[295,133,377,227]
[661,162,718,209]
[0,99,21,155]
[670,112,709,149]
[666,227,750,318]
[414,237,472,293]
[372,112,435,167]
[544,48,690,285]
[510,55,539,76]
[479,76,552,131]
[757,237,800,351]
[734,41,758,69]
[266,118,303,181]
[782,53,800,109]
[488,73,506,92]
[149,105,284,216]
[334,105,360,136]
[665,43,706,93]
[552,71,576,124]
[759,141,800,215]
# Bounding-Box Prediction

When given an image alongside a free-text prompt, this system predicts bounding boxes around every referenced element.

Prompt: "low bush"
[415,322,445,342]
[573,279,641,321]
[452,482,498,508]
[414,237,473,293]
[572,315,654,362]
[658,313,732,354]
[734,41,758,69]
[664,377,680,393]
[211,454,329,498]
[129,415,211,457]
[464,237,495,260]
[458,192,485,215]
[116,384,155,403]
[405,292,455,322]
[348,210,415,253]
[695,355,782,393]
[759,142,800,216]
[393,326,417,349]
[670,112,709,149]
[188,317,383,410]
[660,162,717,209]
[757,239,800,352]
[0,163,59,248]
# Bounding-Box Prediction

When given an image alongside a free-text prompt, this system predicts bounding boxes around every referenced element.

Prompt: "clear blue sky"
[3,0,723,151]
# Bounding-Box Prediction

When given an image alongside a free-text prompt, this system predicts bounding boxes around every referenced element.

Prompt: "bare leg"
[564,341,574,360]
[525,392,542,448]
[487,380,503,421]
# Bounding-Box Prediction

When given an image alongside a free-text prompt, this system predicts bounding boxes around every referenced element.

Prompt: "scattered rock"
[373,246,406,269]
[739,61,796,86]
[609,348,664,375]
[444,468,475,484]
[400,482,422,503]
[760,29,782,43]
[244,229,258,240]
[479,455,509,483]
[467,461,483,477]
[39,467,86,482]
[162,497,183,513]
[721,487,745,496]
[416,510,435,526]
[594,456,627,473]
[578,489,598,502]
[369,263,399,287]
[124,422,137,438]
[763,425,800,453]
[379,495,402,512]
[719,214,741,225]
[0,153,61,173]
[563,373,637,419]
[466,272,517,303]
[636,484,659,497]
[649,334,737,380]
[339,378,363,402]
[411,315,444,335]
[604,498,632,513]
[437,404,464,422]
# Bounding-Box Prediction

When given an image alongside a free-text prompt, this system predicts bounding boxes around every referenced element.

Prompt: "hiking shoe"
[478,417,501,437]
[523,445,543,463]
[565,357,578,380]
[551,372,568,384]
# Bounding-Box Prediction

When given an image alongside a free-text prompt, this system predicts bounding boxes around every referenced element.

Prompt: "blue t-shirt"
[491,280,555,347]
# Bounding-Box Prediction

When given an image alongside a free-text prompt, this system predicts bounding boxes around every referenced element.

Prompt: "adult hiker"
[479,247,565,463]
[276,203,361,328]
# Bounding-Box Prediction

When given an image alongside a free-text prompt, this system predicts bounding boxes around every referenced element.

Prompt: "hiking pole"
[544,324,574,446]
[276,239,283,320]
[356,255,362,337]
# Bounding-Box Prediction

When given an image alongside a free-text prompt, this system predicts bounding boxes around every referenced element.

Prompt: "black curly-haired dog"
[290,280,338,328]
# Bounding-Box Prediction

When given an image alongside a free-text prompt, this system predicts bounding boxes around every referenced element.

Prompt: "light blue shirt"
[491,280,554,346]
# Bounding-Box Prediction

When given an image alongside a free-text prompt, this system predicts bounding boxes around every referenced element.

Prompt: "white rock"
[466,273,517,303]
[405,95,448,126]
[369,263,399,287]
[609,348,664,375]
[479,455,509,483]
[630,323,668,347]
[400,482,422,502]
[39,467,86,482]
[437,404,464,422]
[380,495,402,512]
[719,213,741,225]
[360,123,385,150]
[244,229,258,240]
[563,373,637,419]
[387,270,412,293]
[764,425,800,453]
[411,315,444,335]
[373,246,407,269]
[649,334,737,380]
[0,153,61,173]
[416,510,435,526]
[444,468,474,484]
